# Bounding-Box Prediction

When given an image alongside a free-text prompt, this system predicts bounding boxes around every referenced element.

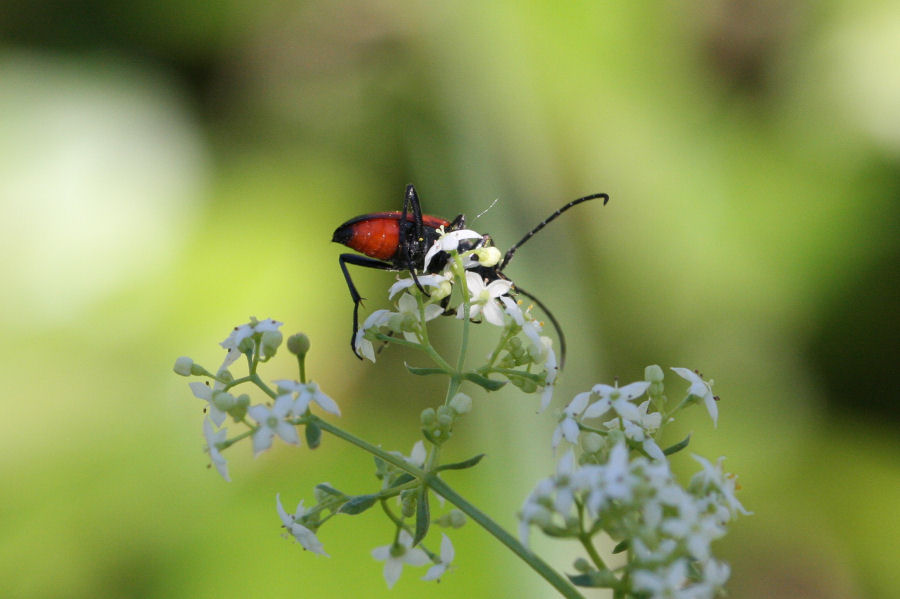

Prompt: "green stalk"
[313,417,584,599]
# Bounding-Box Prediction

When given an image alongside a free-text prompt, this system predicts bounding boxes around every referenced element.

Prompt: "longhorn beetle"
[332,184,609,367]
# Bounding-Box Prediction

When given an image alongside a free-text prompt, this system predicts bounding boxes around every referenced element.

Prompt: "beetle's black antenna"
[512,283,568,370]
[500,193,609,270]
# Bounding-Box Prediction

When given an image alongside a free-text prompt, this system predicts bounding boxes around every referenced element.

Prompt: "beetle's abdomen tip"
[332,224,352,245]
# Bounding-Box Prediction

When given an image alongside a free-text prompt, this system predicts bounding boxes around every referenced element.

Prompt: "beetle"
[332,184,609,366]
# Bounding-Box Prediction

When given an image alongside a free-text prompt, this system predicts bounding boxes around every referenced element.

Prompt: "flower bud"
[237,335,255,354]
[230,393,250,421]
[211,390,236,412]
[436,406,454,428]
[260,330,283,359]
[573,557,592,573]
[644,364,664,383]
[447,509,466,528]
[400,490,417,518]
[173,356,193,376]
[581,432,605,454]
[190,363,210,376]
[449,392,472,415]
[474,246,501,267]
[287,333,311,357]
[645,364,665,396]
[421,407,437,427]
[430,280,453,301]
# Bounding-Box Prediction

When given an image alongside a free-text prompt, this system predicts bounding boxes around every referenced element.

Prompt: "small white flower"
[540,339,558,411]
[354,309,393,362]
[602,442,632,500]
[189,381,229,426]
[584,381,650,421]
[552,392,591,448]
[690,455,751,517]
[611,400,664,460]
[276,494,328,555]
[422,533,455,581]
[457,271,512,326]
[389,273,451,299]
[406,440,427,467]
[423,229,484,272]
[273,379,341,416]
[552,451,578,514]
[518,478,555,546]
[622,419,665,460]
[395,293,444,342]
[661,493,723,561]
[371,530,431,589]
[585,442,633,514]
[203,417,230,482]
[631,558,690,598]
[219,318,283,369]
[671,367,718,427]
[248,395,300,455]
[699,559,731,589]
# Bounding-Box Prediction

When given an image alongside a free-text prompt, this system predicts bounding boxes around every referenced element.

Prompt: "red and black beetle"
[332,184,608,366]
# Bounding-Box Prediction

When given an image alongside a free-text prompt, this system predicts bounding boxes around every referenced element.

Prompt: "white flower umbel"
[371,530,431,589]
[457,271,512,326]
[276,494,328,556]
[203,417,230,482]
[247,395,300,455]
[671,367,718,427]
[273,379,341,416]
[422,533,455,581]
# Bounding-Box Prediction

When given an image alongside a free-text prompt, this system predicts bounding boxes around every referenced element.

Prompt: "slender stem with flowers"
[173,227,748,598]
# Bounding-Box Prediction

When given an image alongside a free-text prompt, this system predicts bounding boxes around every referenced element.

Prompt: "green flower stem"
[297,353,307,384]
[444,257,472,405]
[578,532,607,572]
[313,418,427,476]
[427,477,585,599]
[371,333,456,374]
[312,416,584,599]
[485,328,516,370]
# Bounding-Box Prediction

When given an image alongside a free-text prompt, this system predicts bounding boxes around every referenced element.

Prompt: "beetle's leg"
[338,253,398,359]
[402,184,430,296]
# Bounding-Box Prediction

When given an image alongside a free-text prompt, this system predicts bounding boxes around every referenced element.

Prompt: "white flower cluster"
[354,227,558,407]
[190,319,340,478]
[520,370,748,598]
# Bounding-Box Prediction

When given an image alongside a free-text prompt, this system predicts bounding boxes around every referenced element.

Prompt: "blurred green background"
[2,1,898,598]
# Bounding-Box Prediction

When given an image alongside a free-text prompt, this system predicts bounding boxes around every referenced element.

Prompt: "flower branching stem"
[313,415,585,598]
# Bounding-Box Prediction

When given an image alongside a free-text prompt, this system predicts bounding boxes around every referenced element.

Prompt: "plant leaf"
[435,454,485,472]
[663,433,691,456]
[462,371,506,391]
[413,486,430,546]
[338,494,378,515]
